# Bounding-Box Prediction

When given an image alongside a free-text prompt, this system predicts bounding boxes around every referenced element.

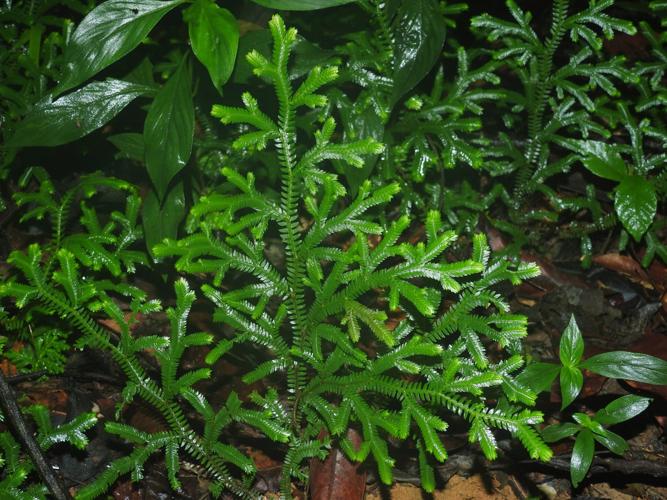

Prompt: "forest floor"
[2,214,667,499]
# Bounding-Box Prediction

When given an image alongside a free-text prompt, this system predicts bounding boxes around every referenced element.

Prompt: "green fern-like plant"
[156,15,553,497]
[0,172,289,498]
[0,405,96,499]
[469,0,644,264]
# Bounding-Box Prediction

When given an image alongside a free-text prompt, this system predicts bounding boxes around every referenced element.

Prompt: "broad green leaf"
[572,412,605,435]
[142,182,186,258]
[144,58,194,200]
[248,0,355,10]
[580,141,627,181]
[614,176,657,242]
[581,351,667,385]
[594,395,651,426]
[108,133,145,162]
[232,30,272,84]
[592,429,628,456]
[124,57,158,88]
[560,365,583,410]
[8,80,152,148]
[516,362,560,394]
[331,92,385,196]
[559,315,584,367]
[184,0,239,93]
[571,429,594,487]
[541,423,580,443]
[391,0,447,105]
[59,0,184,93]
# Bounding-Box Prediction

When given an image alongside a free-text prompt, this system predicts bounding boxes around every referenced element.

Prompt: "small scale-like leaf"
[165,441,181,491]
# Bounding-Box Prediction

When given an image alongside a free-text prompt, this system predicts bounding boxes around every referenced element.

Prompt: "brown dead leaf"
[592,254,652,289]
[310,429,366,500]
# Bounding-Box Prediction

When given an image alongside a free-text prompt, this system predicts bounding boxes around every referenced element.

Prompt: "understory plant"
[155,14,554,496]
[340,0,666,266]
[0,170,287,498]
[469,0,666,265]
[1,1,667,498]
[521,316,667,487]
[0,404,97,498]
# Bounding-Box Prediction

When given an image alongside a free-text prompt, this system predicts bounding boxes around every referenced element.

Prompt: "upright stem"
[512,0,569,205]
[274,40,308,431]
[33,279,246,495]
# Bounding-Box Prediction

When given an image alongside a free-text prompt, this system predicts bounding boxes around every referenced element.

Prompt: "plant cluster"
[1,0,667,498]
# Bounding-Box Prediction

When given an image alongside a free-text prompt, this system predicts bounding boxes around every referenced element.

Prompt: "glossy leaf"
[142,182,186,258]
[144,58,194,200]
[248,0,355,10]
[108,133,145,162]
[541,423,580,443]
[332,93,384,196]
[581,351,667,385]
[59,0,184,92]
[614,175,657,242]
[570,429,594,487]
[516,362,560,394]
[8,80,152,148]
[559,315,584,367]
[580,141,627,181]
[560,365,583,410]
[184,0,239,93]
[594,395,651,427]
[391,0,447,105]
[592,429,628,456]
[232,30,272,84]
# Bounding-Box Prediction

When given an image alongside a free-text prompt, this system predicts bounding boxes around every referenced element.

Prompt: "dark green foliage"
[2,1,666,497]
[0,171,288,498]
[156,15,552,497]
[523,317,664,487]
[543,394,651,487]
[0,405,96,499]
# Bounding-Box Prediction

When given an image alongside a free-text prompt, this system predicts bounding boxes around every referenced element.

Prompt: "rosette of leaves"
[520,316,667,487]
[156,15,552,496]
[0,172,286,498]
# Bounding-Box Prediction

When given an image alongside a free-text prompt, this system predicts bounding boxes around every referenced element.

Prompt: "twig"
[0,370,70,500]
[530,454,667,479]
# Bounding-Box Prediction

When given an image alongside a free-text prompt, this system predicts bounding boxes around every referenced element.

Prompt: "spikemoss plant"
[155,15,552,497]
